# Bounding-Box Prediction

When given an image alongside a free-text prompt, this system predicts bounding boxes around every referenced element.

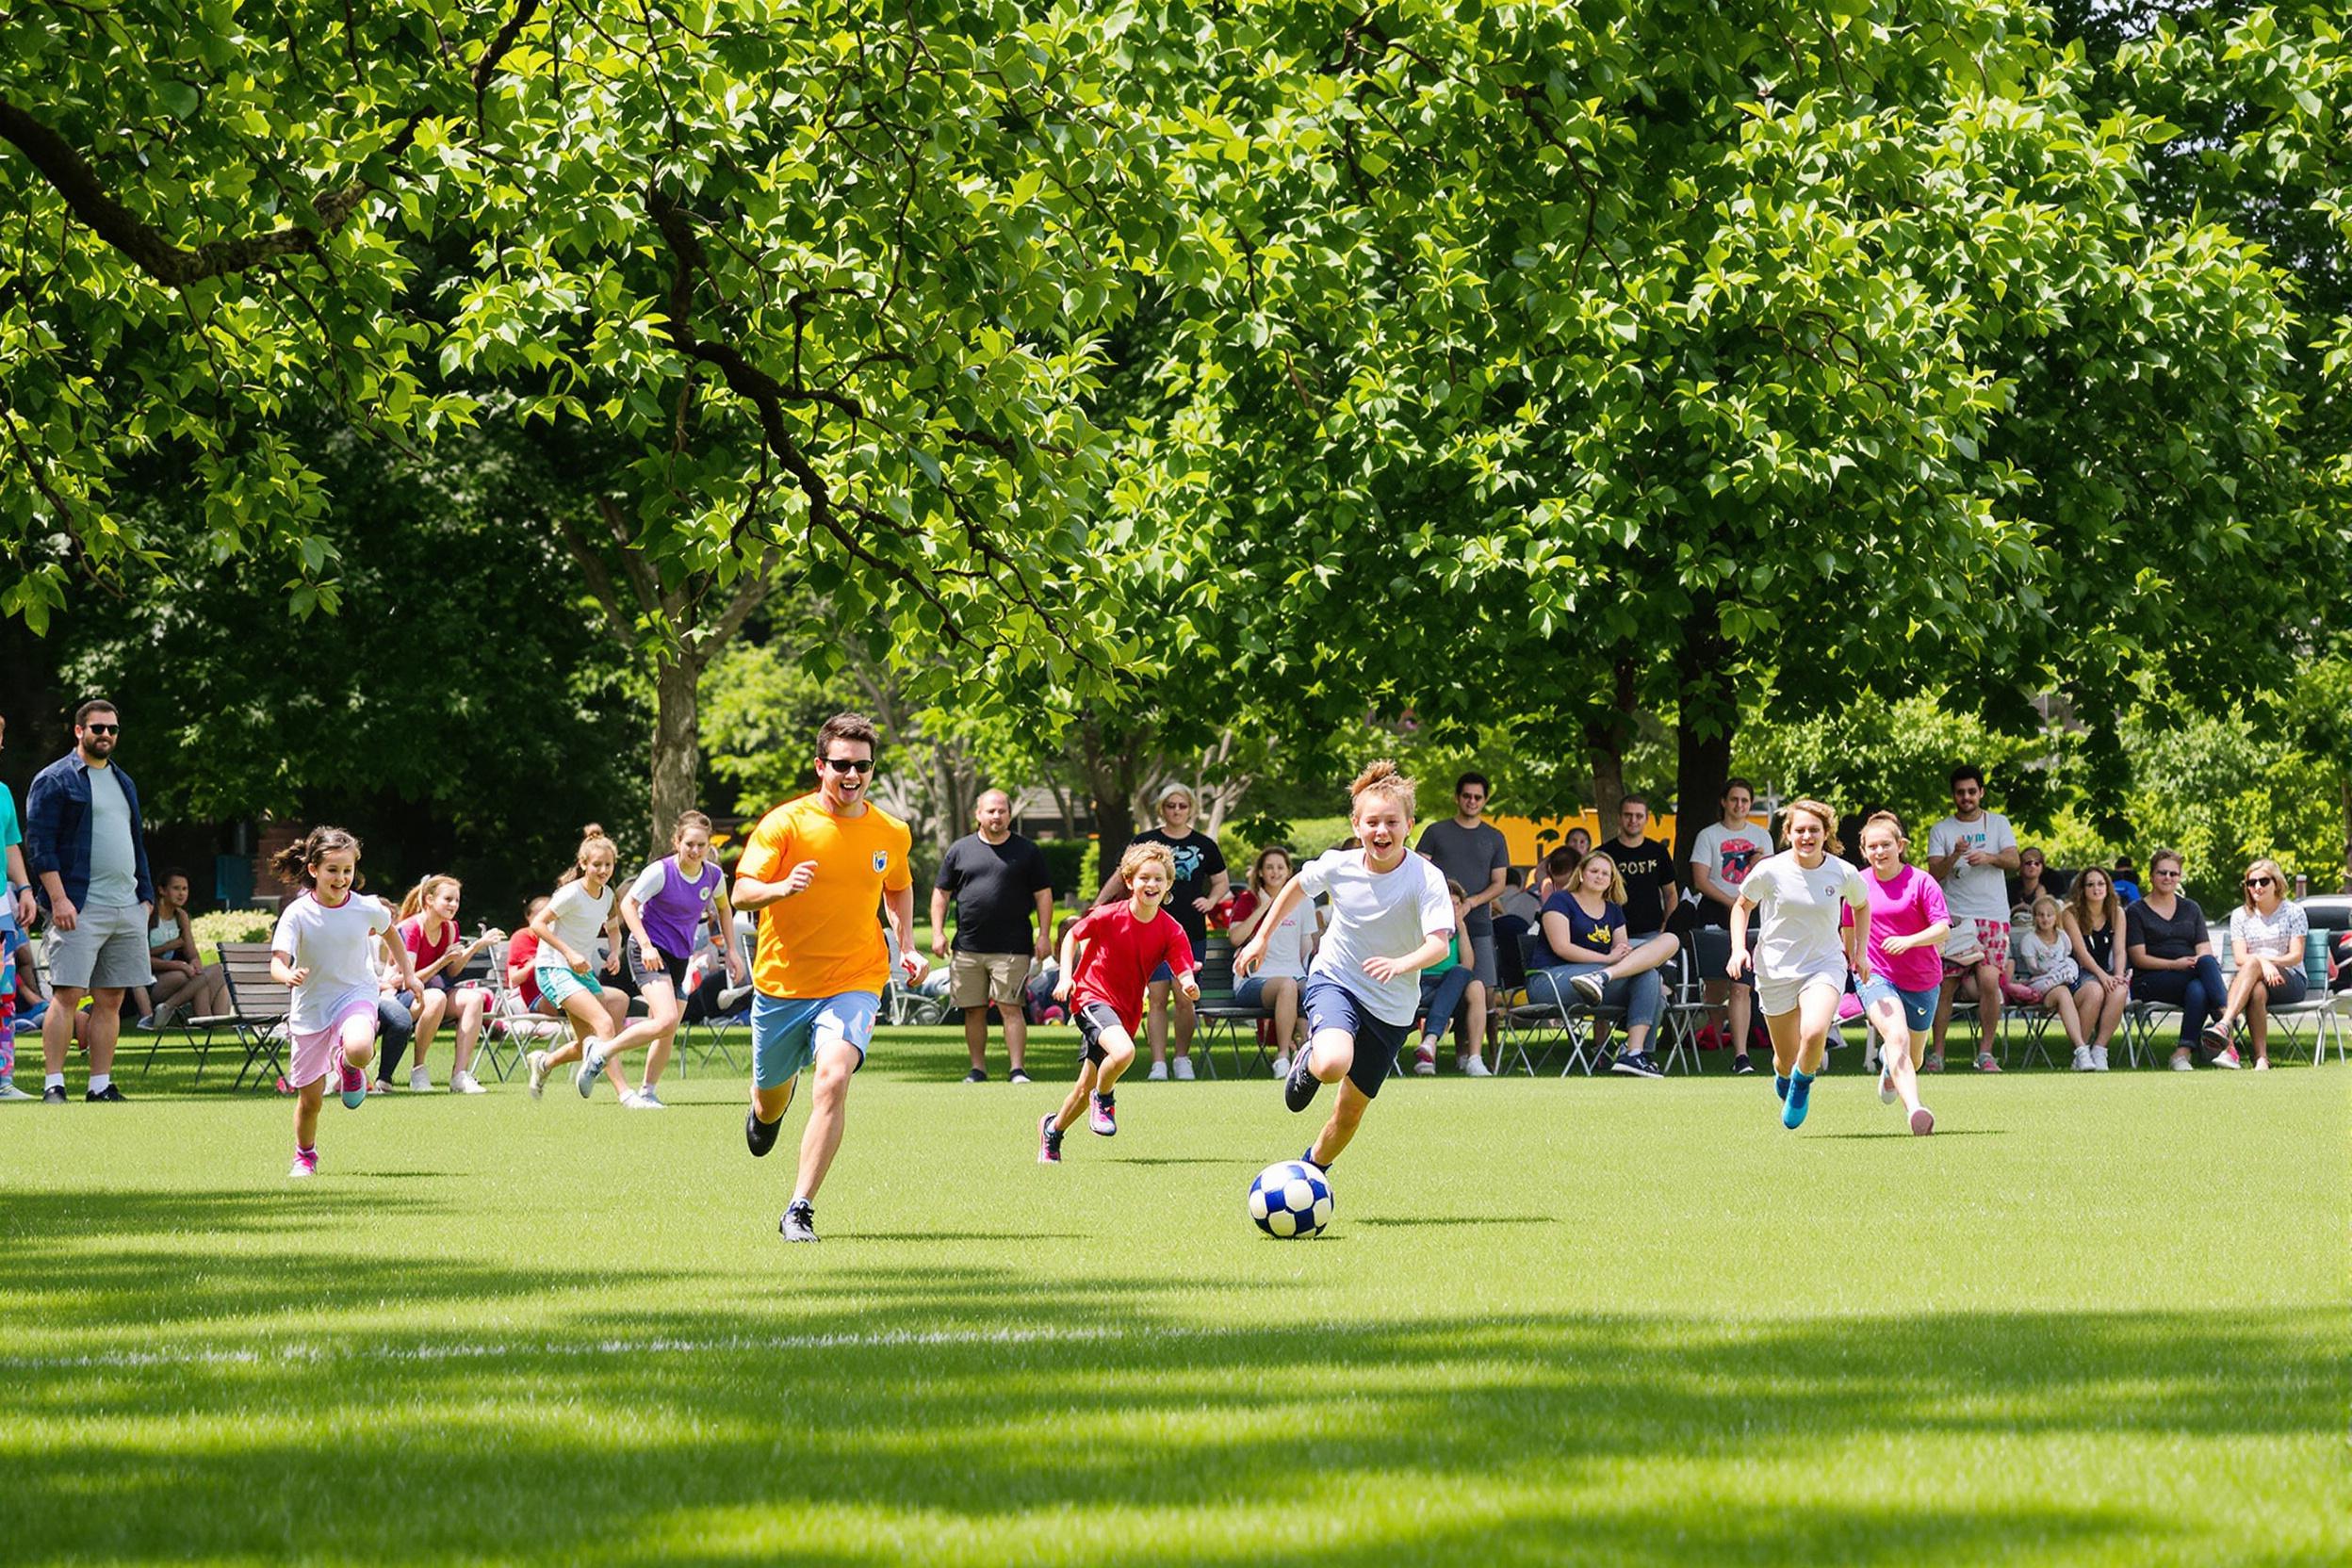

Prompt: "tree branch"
[552,506,640,650]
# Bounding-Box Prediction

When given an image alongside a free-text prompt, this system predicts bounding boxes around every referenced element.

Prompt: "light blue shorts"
[1857,976,1938,1036]
[536,963,605,1007]
[752,990,878,1090]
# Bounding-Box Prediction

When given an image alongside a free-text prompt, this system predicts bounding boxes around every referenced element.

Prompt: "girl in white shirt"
[523,825,626,1101]
[1229,846,1316,1073]
[1729,799,1870,1131]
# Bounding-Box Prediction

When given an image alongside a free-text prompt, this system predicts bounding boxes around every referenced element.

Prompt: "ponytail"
[560,824,616,885]
[269,825,363,891]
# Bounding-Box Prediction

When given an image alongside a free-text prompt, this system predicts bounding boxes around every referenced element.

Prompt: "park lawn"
[0,1027,2344,1567]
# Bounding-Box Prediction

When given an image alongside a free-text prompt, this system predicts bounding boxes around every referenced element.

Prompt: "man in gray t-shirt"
[1412,772,1509,1075]
[24,700,155,1103]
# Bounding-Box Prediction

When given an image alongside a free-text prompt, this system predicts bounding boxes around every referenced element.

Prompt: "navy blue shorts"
[1301,976,1409,1101]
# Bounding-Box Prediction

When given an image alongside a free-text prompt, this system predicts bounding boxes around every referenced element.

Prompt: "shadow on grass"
[1356,1215,1557,1228]
[0,1185,2339,1565]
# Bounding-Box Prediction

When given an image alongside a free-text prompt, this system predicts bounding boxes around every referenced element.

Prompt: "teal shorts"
[752,990,878,1090]
[537,963,605,1007]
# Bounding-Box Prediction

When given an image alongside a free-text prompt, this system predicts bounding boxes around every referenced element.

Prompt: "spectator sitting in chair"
[2008,847,2067,912]
[2198,858,2307,1070]
[2060,867,2130,1070]
[1228,846,1315,1076]
[1527,851,1674,1078]
[2126,848,2230,1071]
[138,868,229,1028]
[1410,882,1487,1077]
[2002,895,2089,1066]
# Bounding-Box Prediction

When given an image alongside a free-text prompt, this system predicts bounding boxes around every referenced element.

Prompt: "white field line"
[0,1319,1315,1373]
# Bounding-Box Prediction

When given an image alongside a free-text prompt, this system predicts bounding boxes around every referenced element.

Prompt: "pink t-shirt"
[1863,863,1950,992]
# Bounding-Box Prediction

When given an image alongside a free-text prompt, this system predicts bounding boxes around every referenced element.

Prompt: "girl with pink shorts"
[268,827,424,1180]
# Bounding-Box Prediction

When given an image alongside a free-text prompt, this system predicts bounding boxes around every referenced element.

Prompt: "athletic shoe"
[135,1013,158,1031]
[0,1080,32,1102]
[1284,1048,1321,1114]
[2252,1057,2270,1072]
[2071,1046,2092,1072]
[527,1051,550,1099]
[288,1149,318,1180]
[1089,1092,1117,1136]
[2210,1044,2242,1070]
[1008,1069,1032,1085]
[409,1066,433,1093]
[715,983,754,1012]
[2200,1022,2230,1053]
[2170,1053,2195,1072]
[1782,1071,1814,1130]
[1146,1061,1168,1082]
[1570,972,1608,1005]
[1037,1112,1062,1164]
[1460,1056,1494,1078]
[1921,1052,1944,1074]
[450,1070,486,1095]
[2091,1046,2110,1071]
[575,1039,607,1098]
[779,1199,819,1243]
[1171,1057,1196,1082]
[745,1106,780,1157]
[1731,1055,1756,1077]
[1413,1044,1437,1076]
[962,1068,988,1084]
[1611,1052,1664,1079]
[1269,1053,1292,1077]
[1909,1105,1936,1135]
[622,1089,666,1110]
[1878,1067,1898,1105]
[41,1085,66,1104]
[338,1062,368,1110]
[1972,1053,2001,1073]
[85,1084,127,1102]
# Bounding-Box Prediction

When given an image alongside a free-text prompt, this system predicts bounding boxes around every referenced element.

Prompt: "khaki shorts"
[949,949,1032,1009]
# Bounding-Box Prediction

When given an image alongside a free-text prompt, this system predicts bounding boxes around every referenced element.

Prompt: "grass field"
[3,1025,2344,1566]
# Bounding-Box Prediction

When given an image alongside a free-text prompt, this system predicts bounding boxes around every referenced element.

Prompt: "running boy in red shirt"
[1038,841,1198,1164]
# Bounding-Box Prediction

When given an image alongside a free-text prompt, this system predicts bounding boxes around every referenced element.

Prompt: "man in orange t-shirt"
[733,712,919,1243]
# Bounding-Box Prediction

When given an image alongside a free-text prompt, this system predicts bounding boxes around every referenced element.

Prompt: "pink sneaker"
[2210,1045,2242,1070]
[1972,1053,2001,1074]
[288,1148,319,1179]
[339,1061,368,1109]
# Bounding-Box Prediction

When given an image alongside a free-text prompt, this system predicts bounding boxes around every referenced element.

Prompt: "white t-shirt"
[1739,850,1867,985]
[2230,901,2308,960]
[1927,810,2017,922]
[270,892,395,1032]
[1249,893,1316,980]
[1293,849,1454,1026]
[1690,818,1773,904]
[539,879,615,971]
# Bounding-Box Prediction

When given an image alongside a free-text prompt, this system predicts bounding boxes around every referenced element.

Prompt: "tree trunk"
[1673,609,1739,873]
[648,650,704,859]
[1583,659,1639,827]
[1079,713,1136,892]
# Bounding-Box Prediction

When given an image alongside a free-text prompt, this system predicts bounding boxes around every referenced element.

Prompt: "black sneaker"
[1612,1052,1665,1080]
[85,1084,127,1102]
[42,1085,67,1104]
[961,1068,988,1084]
[1008,1069,1032,1085]
[780,1200,818,1242]
[1731,1054,1757,1076]
[745,1107,780,1158]
[1284,1048,1322,1114]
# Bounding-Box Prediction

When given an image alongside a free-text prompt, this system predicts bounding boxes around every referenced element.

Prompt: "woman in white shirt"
[1728,799,1870,1131]
[2201,857,2308,1070]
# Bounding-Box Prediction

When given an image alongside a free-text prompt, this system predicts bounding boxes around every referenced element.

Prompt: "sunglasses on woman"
[2244,875,2276,889]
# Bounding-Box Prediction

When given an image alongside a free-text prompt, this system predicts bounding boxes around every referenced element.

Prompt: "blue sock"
[1774,1074,1791,1104]
[1301,1149,1328,1172]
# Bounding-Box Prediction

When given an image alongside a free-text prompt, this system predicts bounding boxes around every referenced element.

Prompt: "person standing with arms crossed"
[930,789,1055,1085]
[1926,765,2020,1073]
[735,714,921,1244]
[24,699,155,1104]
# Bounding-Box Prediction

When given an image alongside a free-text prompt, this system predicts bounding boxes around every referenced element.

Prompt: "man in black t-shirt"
[1609,795,1678,939]
[930,790,1056,1084]
[1096,783,1229,1080]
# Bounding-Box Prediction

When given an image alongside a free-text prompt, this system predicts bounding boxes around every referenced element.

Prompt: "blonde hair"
[1577,850,1630,906]
[1348,759,1416,823]
[2031,893,2063,925]
[1117,840,1176,888]
[1779,799,1843,856]
[2065,869,2121,935]
[560,824,617,885]
[399,874,462,922]
[2242,857,2288,911]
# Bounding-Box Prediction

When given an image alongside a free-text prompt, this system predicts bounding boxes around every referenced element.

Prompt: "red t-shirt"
[506,929,544,1007]
[400,916,458,970]
[1069,903,1196,1033]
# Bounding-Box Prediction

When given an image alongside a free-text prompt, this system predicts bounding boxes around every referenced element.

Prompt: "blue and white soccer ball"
[1248,1160,1334,1239]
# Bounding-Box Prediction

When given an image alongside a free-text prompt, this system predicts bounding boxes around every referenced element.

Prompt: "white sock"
[45,1072,65,1091]
[88,1072,111,1094]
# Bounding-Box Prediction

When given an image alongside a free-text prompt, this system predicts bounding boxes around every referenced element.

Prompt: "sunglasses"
[2244,875,2276,889]
[822,757,875,775]
[85,723,119,734]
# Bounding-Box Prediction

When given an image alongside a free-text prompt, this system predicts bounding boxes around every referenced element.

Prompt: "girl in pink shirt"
[1855,812,1949,1136]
